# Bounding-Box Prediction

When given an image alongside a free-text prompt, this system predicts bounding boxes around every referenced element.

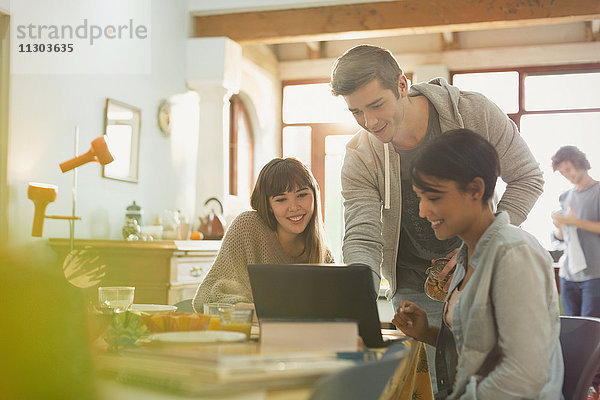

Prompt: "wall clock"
[157,100,172,136]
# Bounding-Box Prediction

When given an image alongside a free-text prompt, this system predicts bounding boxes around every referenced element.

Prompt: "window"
[229,95,254,200]
[282,82,355,125]
[452,71,519,114]
[452,65,600,248]
[282,80,360,260]
[282,126,312,168]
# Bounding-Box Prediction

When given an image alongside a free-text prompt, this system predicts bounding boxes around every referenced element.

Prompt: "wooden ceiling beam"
[192,0,600,44]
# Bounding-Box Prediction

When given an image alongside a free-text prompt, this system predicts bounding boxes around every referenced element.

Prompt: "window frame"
[229,94,254,197]
[450,63,600,129]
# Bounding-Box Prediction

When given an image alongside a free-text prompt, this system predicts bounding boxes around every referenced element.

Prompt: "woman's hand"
[392,301,428,339]
[393,301,440,346]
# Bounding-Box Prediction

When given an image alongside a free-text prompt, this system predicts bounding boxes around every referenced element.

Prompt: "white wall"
[7,1,283,244]
[7,0,194,243]
[240,58,281,181]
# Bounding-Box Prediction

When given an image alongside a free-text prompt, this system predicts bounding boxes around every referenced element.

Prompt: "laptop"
[248,263,400,348]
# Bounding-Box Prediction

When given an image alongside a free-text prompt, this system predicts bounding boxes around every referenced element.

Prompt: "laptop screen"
[248,264,388,348]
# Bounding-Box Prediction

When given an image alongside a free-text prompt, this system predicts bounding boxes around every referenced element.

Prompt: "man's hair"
[551,145,591,171]
[330,45,403,98]
[411,129,501,202]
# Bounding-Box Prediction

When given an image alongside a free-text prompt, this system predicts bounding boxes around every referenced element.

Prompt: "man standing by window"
[551,146,600,318]
[330,45,544,398]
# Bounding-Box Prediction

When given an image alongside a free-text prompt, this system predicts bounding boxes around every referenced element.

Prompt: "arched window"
[229,95,254,199]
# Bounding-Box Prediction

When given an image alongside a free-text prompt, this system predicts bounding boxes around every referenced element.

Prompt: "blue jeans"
[560,277,600,317]
[392,289,445,396]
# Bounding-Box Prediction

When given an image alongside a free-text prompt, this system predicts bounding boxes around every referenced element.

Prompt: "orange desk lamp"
[28,132,114,250]
[59,136,114,173]
[27,183,59,237]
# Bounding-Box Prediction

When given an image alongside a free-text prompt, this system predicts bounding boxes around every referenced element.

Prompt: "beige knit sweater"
[192,210,334,312]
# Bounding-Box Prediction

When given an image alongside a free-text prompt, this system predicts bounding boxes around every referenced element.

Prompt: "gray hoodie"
[341,78,544,298]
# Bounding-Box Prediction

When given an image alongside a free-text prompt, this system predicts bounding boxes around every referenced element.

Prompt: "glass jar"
[122,218,141,240]
[424,257,452,302]
[125,201,143,226]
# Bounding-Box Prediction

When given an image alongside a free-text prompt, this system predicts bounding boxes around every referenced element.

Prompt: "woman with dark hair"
[193,158,333,311]
[393,129,564,399]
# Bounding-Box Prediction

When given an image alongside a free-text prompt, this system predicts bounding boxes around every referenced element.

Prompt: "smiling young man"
[551,146,600,318]
[330,45,544,397]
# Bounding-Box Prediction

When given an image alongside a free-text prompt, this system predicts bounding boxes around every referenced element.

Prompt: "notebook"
[248,264,399,348]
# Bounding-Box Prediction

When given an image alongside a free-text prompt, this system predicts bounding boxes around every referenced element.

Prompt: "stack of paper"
[95,343,355,396]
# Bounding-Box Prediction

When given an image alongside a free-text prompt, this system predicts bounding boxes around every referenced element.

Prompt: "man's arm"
[553,206,600,234]
[341,143,384,294]
[467,93,544,226]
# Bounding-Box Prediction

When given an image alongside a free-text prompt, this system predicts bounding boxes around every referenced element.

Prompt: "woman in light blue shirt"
[393,129,563,399]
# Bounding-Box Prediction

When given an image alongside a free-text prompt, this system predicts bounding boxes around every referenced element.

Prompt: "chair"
[559,316,600,400]
[309,342,409,400]
[173,298,194,312]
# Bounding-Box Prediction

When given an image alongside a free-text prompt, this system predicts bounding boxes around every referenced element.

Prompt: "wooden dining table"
[95,328,433,400]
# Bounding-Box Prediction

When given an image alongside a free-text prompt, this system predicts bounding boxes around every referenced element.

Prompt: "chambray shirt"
[447,212,564,400]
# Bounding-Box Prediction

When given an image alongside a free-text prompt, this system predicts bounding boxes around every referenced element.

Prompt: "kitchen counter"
[49,238,222,304]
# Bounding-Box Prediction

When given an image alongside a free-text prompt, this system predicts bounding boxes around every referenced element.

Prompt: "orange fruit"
[190,231,204,240]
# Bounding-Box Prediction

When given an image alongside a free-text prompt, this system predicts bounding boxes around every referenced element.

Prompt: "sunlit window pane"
[283,83,355,124]
[525,72,600,111]
[519,112,600,249]
[282,126,311,168]
[324,135,353,263]
[325,135,353,156]
[453,71,519,114]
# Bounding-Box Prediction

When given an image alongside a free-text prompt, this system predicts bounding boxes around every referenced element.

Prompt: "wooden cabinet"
[48,239,221,305]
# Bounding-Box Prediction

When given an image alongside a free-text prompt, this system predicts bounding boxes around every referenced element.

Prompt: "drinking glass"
[219,308,253,338]
[203,302,234,330]
[98,286,135,313]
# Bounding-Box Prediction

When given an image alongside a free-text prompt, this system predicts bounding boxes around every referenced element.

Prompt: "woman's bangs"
[267,164,311,197]
[412,170,445,193]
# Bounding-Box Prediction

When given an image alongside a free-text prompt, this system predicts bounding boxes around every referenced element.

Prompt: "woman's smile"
[429,218,443,230]
[288,214,305,223]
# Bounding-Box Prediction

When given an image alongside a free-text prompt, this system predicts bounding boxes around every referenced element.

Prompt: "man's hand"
[438,248,459,291]
[552,206,578,226]
[551,216,563,230]
[551,211,565,240]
